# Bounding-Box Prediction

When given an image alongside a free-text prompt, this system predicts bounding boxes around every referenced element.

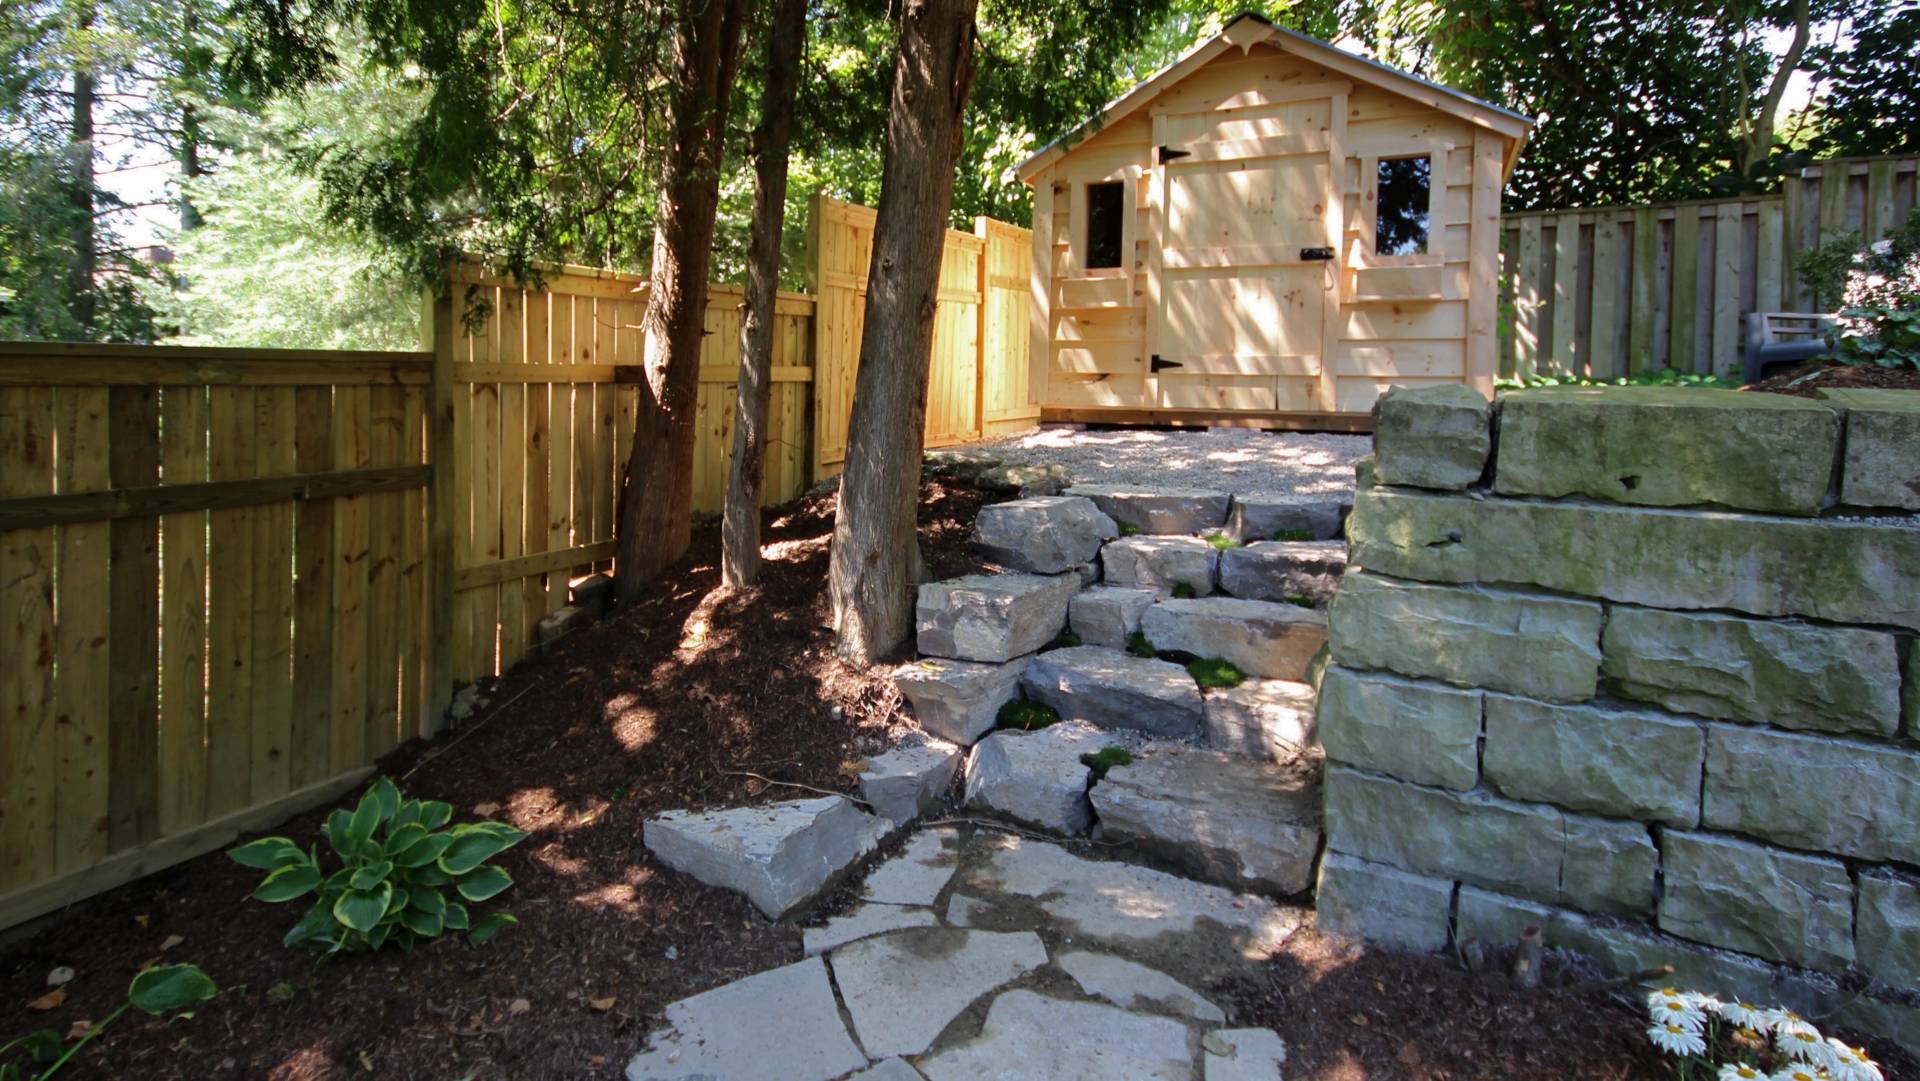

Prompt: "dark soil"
[1746,360,1920,396]
[5,477,1915,1081]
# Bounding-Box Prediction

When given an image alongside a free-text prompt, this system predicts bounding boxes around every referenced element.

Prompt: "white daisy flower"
[1688,991,1728,1012]
[1826,1039,1882,1081]
[1779,1026,1834,1066]
[1649,1021,1708,1056]
[1771,1066,1824,1081]
[1769,1010,1819,1041]
[1650,996,1707,1029]
[1719,1064,1765,1080]
[1650,987,1690,1006]
[1714,1000,1771,1030]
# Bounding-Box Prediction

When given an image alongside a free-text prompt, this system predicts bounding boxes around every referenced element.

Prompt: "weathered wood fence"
[0,198,1036,928]
[1498,155,1920,379]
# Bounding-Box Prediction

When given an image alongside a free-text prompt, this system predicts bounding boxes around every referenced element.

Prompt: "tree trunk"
[720,0,808,590]
[69,3,97,331]
[614,0,748,601]
[1739,0,1810,179]
[827,0,979,663]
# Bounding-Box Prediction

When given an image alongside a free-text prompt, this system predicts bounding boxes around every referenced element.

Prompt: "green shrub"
[1284,593,1317,609]
[1079,746,1134,778]
[1271,528,1315,542]
[1125,631,1156,658]
[1170,582,1197,599]
[2,965,216,1080]
[1186,657,1245,688]
[229,777,525,954]
[1496,368,1740,391]
[1801,207,1920,369]
[996,699,1060,732]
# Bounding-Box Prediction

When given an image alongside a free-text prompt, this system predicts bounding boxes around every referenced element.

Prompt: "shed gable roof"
[1016,12,1533,183]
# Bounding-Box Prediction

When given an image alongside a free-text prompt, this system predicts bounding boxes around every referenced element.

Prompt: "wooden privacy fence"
[1498,154,1920,379]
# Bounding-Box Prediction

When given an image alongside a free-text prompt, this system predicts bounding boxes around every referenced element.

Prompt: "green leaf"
[393,831,454,868]
[325,809,357,860]
[283,901,335,947]
[367,777,401,822]
[400,909,443,937]
[349,861,394,890]
[333,882,393,933]
[409,886,446,914]
[344,791,384,854]
[228,836,305,871]
[455,864,512,903]
[419,800,454,831]
[387,886,409,914]
[253,862,324,903]
[390,800,423,831]
[128,964,219,1015]
[409,863,452,887]
[438,826,523,875]
[383,823,428,857]
[467,912,517,945]
[441,902,470,930]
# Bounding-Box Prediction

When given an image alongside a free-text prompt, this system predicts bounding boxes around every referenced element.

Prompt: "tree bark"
[69,2,98,331]
[827,0,979,663]
[614,0,748,601]
[721,0,808,590]
[1739,0,1811,179]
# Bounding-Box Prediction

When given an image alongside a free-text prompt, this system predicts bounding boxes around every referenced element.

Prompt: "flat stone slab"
[1057,950,1225,1022]
[1203,1028,1289,1081]
[624,957,865,1081]
[893,656,1030,746]
[973,496,1119,573]
[847,1060,927,1081]
[860,737,964,826]
[918,990,1195,1081]
[1100,536,1219,596]
[1139,596,1328,680]
[829,928,1048,1058]
[644,797,891,918]
[1069,587,1157,649]
[1020,646,1204,738]
[963,722,1101,835]
[917,574,1078,663]
[1067,484,1231,535]
[803,903,941,956]
[1826,388,1920,511]
[1218,540,1346,605]
[864,827,961,906]
[1090,747,1321,895]
[1227,495,1346,542]
[1204,679,1318,758]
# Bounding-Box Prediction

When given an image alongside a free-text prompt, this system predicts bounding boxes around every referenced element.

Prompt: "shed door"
[1149,97,1343,412]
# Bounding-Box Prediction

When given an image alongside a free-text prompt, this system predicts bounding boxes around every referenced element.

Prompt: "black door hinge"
[1150,355,1183,372]
[1157,145,1191,163]
[1300,246,1335,261]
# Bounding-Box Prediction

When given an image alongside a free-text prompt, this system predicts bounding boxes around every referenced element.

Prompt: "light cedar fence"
[1498,154,1920,380]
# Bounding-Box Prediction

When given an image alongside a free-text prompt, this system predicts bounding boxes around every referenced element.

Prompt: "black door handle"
[1300,246,1334,261]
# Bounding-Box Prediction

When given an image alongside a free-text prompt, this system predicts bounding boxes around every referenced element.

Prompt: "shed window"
[1376,156,1431,256]
[1085,181,1126,269]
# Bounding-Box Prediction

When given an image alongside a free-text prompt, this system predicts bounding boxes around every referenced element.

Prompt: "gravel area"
[957,426,1369,501]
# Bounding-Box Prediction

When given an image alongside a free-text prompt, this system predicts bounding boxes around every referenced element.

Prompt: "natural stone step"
[624,956,866,1081]
[978,461,1074,496]
[1203,678,1318,759]
[1100,535,1219,596]
[973,496,1118,573]
[1066,484,1230,535]
[1226,494,1347,542]
[1019,646,1205,738]
[1068,586,1157,649]
[643,796,891,918]
[1138,596,1328,680]
[831,928,1048,1058]
[857,736,963,826]
[892,656,1030,746]
[1089,746,1322,896]
[1218,540,1347,606]
[918,989,1195,1081]
[1057,950,1225,1023]
[917,573,1079,663]
[963,721,1104,835]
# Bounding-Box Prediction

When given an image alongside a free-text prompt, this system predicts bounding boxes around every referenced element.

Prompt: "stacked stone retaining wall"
[1316,385,1920,1051]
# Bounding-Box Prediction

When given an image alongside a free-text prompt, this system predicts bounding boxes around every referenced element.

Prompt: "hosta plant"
[1,964,217,1080]
[229,777,525,953]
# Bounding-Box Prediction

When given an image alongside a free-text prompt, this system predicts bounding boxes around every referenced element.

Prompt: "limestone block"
[643,797,892,918]
[916,574,1078,663]
[1088,746,1321,895]
[972,496,1119,573]
[1602,606,1902,737]
[1371,383,1492,490]
[858,737,963,826]
[892,656,1030,745]
[1066,484,1231,534]
[1481,695,1703,827]
[1068,587,1156,649]
[1315,852,1453,952]
[1226,495,1347,542]
[1057,951,1225,1022]
[1203,1028,1289,1081]
[963,722,1101,835]
[1494,387,1839,514]
[1317,666,1481,790]
[1704,724,1920,863]
[1659,830,1855,972]
[1204,679,1318,758]
[861,827,960,906]
[1139,596,1328,680]
[1826,388,1920,510]
[978,462,1073,496]
[1020,646,1204,737]
[1346,485,1920,632]
[1100,535,1219,596]
[1327,571,1603,702]
[830,928,1048,1058]
[624,957,866,1081]
[1217,540,1347,605]
[1858,871,1920,990]
[802,904,940,956]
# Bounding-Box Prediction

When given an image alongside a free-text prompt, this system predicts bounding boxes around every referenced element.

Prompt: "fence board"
[0,386,55,891]
[53,388,110,873]
[159,386,209,831]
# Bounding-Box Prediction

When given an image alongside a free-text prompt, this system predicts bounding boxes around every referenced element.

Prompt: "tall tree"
[722,0,808,589]
[67,0,97,330]
[828,0,979,663]
[615,0,750,598]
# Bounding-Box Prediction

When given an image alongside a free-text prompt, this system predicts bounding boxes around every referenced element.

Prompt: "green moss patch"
[1204,532,1241,550]
[1272,527,1316,542]
[1186,657,1246,688]
[1126,631,1157,658]
[1171,582,1198,599]
[996,699,1061,732]
[1079,746,1135,778]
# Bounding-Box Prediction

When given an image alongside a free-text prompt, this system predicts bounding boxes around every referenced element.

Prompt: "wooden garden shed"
[1018,13,1532,428]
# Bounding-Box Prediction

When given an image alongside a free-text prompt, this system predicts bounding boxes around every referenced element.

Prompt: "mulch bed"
[4,476,1915,1080]
[1746,360,1920,396]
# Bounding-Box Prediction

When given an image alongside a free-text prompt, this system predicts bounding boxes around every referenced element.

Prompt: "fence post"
[975,217,991,442]
[425,287,457,734]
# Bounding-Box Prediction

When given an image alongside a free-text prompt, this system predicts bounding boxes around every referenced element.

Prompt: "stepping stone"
[1204,679,1318,758]
[916,574,1078,663]
[1069,587,1157,649]
[973,496,1118,573]
[893,656,1030,745]
[1089,747,1321,896]
[1020,646,1204,738]
[847,1060,927,1081]
[803,903,940,956]
[1067,484,1231,534]
[1100,536,1218,596]
[978,462,1073,496]
[918,989,1195,1081]
[1227,495,1347,543]
[1203,1028,1289,1081]
[859,736,963,826]
[624,956,865,1081]
[829,928,1048,1059]
[863,828,960,905]
[1218,541,1347,606]
[643,797,891,918]
[963,722,1101,835]
[924,448,1002,479]
[1139,597,1327,680]
[1057,950,1226,1022]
